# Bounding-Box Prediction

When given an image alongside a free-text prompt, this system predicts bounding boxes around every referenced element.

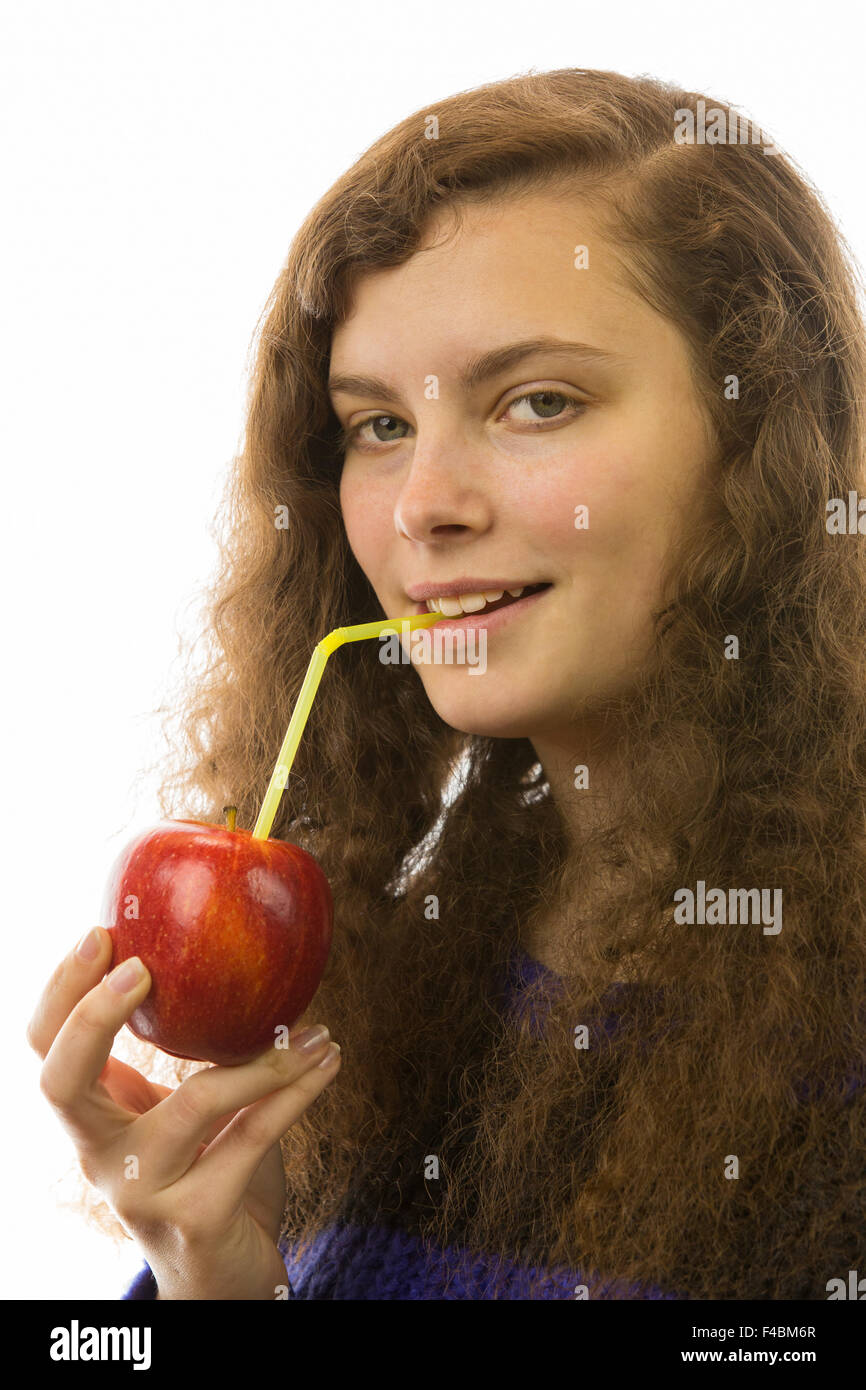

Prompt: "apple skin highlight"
[102,818,334,1067]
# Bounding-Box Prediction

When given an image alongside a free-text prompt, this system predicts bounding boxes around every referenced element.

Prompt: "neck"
[523,717,632,974]
[530,713,623,849]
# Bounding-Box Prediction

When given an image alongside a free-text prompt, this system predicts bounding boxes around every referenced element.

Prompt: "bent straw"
[251,611,443,840]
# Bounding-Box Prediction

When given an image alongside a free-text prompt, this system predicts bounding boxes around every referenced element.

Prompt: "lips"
[412,582,551,618]
[411,582,553,633]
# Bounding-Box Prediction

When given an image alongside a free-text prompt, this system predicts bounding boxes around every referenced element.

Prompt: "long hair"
[80,68,866,1299]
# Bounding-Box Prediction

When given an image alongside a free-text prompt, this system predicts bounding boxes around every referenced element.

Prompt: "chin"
[443,716,532,739]
[419,686,538,740]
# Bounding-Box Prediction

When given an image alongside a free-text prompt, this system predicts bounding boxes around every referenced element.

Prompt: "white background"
[3,0,864,1298]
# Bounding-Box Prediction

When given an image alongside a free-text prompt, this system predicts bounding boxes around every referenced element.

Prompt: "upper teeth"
[425,587,524,616]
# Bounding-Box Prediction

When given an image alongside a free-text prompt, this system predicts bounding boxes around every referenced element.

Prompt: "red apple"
[102,817,333,1066]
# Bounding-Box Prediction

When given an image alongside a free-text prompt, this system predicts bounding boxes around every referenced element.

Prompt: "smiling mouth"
[420,582,552,619]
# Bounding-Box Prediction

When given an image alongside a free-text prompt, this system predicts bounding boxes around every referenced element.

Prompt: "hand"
[26,926,341,1298]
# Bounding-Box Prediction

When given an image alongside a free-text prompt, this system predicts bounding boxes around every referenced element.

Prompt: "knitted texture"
[120,948,678,1300]
[119,947,863,1300]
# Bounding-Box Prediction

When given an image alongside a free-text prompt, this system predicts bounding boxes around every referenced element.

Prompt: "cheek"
[339,470,388,572]
[531,448,692,653]
[556,439,691,563]
[520,448,651,564]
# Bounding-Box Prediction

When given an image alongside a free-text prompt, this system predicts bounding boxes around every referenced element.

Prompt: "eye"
[502,389,587,428]
[337,387,587,454]
[338,414,409,452]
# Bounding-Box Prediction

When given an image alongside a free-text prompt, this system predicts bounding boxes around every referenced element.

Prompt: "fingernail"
[316,1042,341,1069]
[289,1025,329,1054]
[75,927,102,961]
[107,957,146,993]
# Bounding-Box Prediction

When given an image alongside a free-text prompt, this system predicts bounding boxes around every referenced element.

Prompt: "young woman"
[28,67,866,1300]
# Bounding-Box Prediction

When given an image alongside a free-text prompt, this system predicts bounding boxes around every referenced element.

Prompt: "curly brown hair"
[74,67,866,1299]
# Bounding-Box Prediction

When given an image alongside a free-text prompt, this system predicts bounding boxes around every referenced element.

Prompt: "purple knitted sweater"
[119,946,862,1300]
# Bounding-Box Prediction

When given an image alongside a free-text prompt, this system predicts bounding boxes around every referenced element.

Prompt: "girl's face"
[330,191,716,740]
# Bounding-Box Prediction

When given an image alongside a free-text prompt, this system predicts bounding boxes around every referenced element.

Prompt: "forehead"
[329,191,657,371]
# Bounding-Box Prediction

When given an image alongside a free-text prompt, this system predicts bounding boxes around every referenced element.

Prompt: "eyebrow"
[327,336,628,406]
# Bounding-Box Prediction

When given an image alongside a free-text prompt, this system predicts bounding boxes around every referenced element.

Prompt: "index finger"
[38,953,154,1148]
[26,927,114,1059]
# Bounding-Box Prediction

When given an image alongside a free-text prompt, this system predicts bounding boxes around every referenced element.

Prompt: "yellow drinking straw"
[251,611,443,840]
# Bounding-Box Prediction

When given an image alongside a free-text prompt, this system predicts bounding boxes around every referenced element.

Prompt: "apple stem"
[223,805,237,831]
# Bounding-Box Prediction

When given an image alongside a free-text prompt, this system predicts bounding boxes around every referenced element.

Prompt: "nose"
[393,428,493,543]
